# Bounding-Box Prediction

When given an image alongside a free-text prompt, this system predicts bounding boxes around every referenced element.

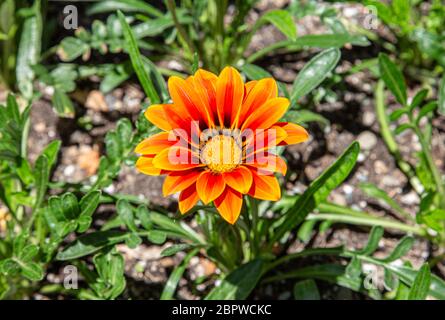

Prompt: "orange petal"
[241,97,289,131]
[244,80,258,100]
[152,147,203,171]
[239,78,278,125]
[135,156,163,176]
[216,67,244,128]
[178,184,200,214]
[244,126,288,159]
[275,122,310,145]
[223,166,253,194]
[192,69,218,126]
[144,104,172,131]
[214,187,243,224]
[248,169,281,201]
[246,154,287,176]
[163,169,202,196]
[168,76,213,128]
[135,132,178,155]
[196,170,226,204]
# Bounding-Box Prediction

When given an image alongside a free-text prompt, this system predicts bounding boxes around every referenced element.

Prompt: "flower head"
[135,67,309,224]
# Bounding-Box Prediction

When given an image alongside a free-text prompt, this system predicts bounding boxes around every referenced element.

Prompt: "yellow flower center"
[201,135,242,173]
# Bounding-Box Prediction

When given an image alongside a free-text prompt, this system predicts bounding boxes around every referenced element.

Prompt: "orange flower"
[135,67,309,224]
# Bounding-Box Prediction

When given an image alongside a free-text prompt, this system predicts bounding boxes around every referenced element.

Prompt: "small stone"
[63,165,75,177]
[357,131,377,150]
[374,160,388,175]
[382,175,399,187]
[362,111,376,126]
[85,90,108,112]
[400,191,419,206]
[343,184,353,195]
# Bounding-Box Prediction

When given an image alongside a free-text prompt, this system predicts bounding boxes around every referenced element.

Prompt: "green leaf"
[79,190,101,218]
[33,154,49,209]
[388,264,445,300]
[273,142,359,243]
[87,0,162,17]
[377,236,414,263]
[161,244,193,257]
[293,279,320,300]
[19,261,44,281]
[205,259,263,300]
[56,231,131,260]
[359,183,410,219]
[141,56,169,102]
[52,89,75,118]
[282,110,329,127]
[378,53,407,106]
[62,192,80,220]
[297,220,316,243]
[135,205,152,230]
[57,37,89,62]
[92,248,126,299]
[149,212,204,244]
[410,88,428,112]
[41,140,61,170]
[394,123,412,135]
[416,101,437,125]
[161,249,198,300]
[100,62,133,93]
[16,0,42,100]
[117,11,160,103]
[292,34,369,48]
[262,10,296,40]
[116,199,137,232]
[291,48,340,102]
[240,63,271,79]
[408,263,431,300]
[356,226,384,256]
[147,230,167,244]
[439,76,445,116]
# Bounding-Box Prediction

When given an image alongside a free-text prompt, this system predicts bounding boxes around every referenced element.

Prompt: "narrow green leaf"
[117,11,160,103]
[33,154,49,209]
[439,76,445,116]
[359,183,411,219]
[161,244,193,257]
[408,263,431,300]
[87,0,163,17]
[379,53,407,106]
[356,226,384,256]
[79,190,101,218]
[388,264,445,300]
[16,0,42,100]
[117,199,138,232]
[291,48,340,102]
[377,236,414,263]
[52,89,75,118]
[205,259,263,300]
[160,249,198,300]
[56,230,131,261]
[262,10,296,40]
[41,140,61,169]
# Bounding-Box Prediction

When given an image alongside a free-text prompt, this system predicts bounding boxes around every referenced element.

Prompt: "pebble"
[362,111,376,126]
[400,191,419,206]
[357,131,378,150]
[374,160,388,174]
